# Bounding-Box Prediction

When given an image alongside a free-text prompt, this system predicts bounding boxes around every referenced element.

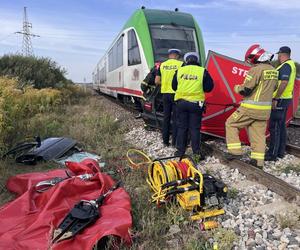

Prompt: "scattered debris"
[125,126,300,249]
[0,161,132,249]
[2,137,103,166]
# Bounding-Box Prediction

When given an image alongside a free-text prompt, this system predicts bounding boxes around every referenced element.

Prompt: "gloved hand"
[272,99,278,110]
[234,85,240,94]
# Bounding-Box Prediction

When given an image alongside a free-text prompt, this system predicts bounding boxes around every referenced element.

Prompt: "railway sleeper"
[203,142,300,205]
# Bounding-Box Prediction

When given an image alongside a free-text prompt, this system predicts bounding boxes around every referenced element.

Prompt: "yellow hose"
[126,149,203,205]
[126,149,153,170]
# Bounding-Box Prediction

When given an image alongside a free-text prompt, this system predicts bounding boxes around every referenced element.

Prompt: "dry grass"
[277,209,300,229]
[0,92,237,249]
[0,93,127,205]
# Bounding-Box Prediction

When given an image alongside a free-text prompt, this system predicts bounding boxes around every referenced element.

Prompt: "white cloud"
[227,0,300,10]
[0,11,113,53]
[0,10,113,82]
[204,32,300,63]
[179,2,225,9]
[180,0,300,11]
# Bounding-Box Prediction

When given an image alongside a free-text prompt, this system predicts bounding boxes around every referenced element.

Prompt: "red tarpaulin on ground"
[0,160,132,250]
[202,50,300,143]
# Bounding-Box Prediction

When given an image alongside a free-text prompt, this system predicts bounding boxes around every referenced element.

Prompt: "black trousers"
[162,93,177,145]
[176,100,203,155]
[267,99,292,158]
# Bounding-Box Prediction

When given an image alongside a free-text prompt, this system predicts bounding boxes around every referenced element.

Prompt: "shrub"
[0,76,63,150]
[0,54,72,89]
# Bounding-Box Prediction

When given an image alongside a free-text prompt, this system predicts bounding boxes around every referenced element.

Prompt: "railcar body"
[92,8,205,100]
[92,9,300,143]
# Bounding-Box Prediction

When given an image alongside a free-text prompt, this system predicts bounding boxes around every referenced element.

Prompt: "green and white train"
[92,8,206,101]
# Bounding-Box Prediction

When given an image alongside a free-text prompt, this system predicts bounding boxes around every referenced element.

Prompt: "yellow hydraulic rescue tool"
[126,150,227,221]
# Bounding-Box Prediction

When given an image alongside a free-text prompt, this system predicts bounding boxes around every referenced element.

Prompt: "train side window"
[99,63,107,83]
[128,29,141,66]
[97,68,100,84]
[108,36,123,72]
[116,37,123,68]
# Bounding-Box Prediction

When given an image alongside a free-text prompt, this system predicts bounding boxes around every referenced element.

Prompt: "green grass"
[0,93,127,205]
[0,92,238,249]
[207,228,238,250]
[277,210,300,229]
[282,164,300,174]
[271,163,300,175]
[227,187,239,199]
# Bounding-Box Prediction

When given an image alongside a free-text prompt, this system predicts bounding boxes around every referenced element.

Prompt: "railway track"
[93,90,140,116]
[97,92,300,204]
[287,118,300,147]
[203,142,300,205]
[286,143,300,158]
[289,117,300,127]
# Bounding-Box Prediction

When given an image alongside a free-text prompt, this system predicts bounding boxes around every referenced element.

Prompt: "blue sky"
[0,0,299,82]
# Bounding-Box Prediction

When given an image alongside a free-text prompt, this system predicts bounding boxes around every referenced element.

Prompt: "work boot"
[224,152,242,161]
[192,152,205,163]
[135,113,142,119]
[174,150,184,157]
[265,154,276,162]
[277,154,285,159]
[247,159,263,170]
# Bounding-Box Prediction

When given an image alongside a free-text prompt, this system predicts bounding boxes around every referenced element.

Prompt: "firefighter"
[141,62,161,99]
[155,49,183,147]
[225,44,278,169]
[265,46,296,161]
[135,62,161,119]
[172,52,214,157]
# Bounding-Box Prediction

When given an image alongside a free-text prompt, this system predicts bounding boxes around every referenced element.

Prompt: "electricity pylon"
[15,7,40,56]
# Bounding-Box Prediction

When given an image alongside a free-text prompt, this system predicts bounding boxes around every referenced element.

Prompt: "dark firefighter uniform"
[226,63,278,167]
[266,50,296,160]
[140,62,161,99]
[157,57,183,146]
[172,53,214,156]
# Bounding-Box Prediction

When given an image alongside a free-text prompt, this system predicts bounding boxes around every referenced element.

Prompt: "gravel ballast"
[125,126,300,249]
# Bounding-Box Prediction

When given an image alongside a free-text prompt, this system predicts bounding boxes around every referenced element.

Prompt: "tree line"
[0,54,72,89]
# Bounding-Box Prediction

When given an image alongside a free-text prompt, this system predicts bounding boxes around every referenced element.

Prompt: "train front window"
[150,25,197,62]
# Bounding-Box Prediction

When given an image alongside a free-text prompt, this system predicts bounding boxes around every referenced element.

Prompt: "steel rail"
[93,89,140,115]
[286,143,300,158]
[203,142,300,205]
[289,119,300,127]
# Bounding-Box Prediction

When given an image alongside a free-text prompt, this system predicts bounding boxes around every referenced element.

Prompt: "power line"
[15,7,40,56]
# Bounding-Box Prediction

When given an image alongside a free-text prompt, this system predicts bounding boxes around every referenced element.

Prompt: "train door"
[123,28,144,97]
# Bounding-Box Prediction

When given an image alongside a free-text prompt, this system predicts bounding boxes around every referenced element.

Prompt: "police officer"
[172,52,214,157]
[266,46,296,161]
[155,49,183,147]
[225,44,278,169]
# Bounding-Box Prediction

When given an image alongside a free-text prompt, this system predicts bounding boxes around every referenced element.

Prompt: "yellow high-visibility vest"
[275,60,296,99]
[160,59,183,93]
[175,65,205,102]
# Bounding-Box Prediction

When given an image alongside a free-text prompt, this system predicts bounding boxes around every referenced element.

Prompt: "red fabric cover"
[6,159,101,196]
[0,160,132,250]
[203,51,300,144]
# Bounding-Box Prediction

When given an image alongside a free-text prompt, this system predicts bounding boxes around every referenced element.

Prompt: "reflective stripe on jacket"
[175,65,205,102]
[275,60,296,99]
[239,63,278,120]
[160,59,183,93]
